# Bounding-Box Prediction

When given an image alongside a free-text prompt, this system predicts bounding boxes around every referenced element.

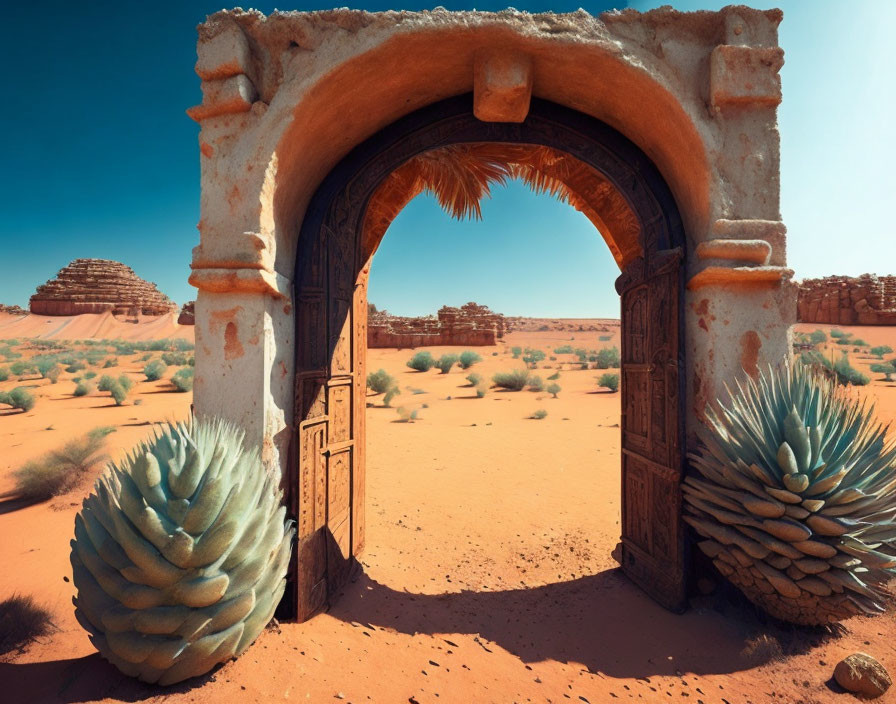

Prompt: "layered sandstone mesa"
[0,303,27,316]
[29,259,177,317]
[797,274,896,326]
[368,302,509,348]
[178,301,196,325]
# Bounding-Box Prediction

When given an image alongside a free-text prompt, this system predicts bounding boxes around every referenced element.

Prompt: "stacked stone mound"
[798,274,896,326]
[368,302,509,348]
[30,259,177,317]
[178,301,196,325]
[0,303,27,316]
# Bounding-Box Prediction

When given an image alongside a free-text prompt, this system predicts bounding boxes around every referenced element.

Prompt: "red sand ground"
[0,318,895,703]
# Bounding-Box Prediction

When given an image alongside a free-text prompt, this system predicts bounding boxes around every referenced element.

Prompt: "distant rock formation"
[797,274,896,326]
[178,301,195,325]
[0,303,27,316]
[29,259,177,317]
[368,302,509,348]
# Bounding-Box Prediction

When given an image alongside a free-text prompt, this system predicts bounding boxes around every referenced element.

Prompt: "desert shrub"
[522,348,546,368]
[835,337,851,346]
[435,354,459,374]
[530,409,548,420]
[103,358,117,368]
[475,385,487,398]
[547,371,560,381]
[871,363,896,381]
[493,369,529,391]
[511,346,522,358]
[554,345,574,354]
[35,358,57,377]
[465,372,482,387]
[171,367,194,392]
[547,382,561,398]
[870,345,893,358]
[118,375,134,392]
[825,354,869,386]
[597,373,620,392]
[143,360,167,381]
[0,366,8,381]
[73,381,95,397]
[594,347,621,369]
[809,329,827,345]
[65,362,86,373]
[12,430,110,501]
[139,352,153,361]
[366,368,395,394]
[99,374,132,404]
[396,406,418,423]
[383,387,400,407]
[161,351,190,366]
[0,387,35,412]
[0,595,55,656]
[407,351,436,372]
[829,328,849,339]
[852,338,868,347]
[83,371,96,380]
[527,375,544,392]
[108,382,128,405]
[458,350,482,369]
[10,360,34,376]
[599,335,612,342]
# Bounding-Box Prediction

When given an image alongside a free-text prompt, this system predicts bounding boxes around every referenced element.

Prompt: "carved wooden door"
[617,249,686,612]
[292,220,365,622]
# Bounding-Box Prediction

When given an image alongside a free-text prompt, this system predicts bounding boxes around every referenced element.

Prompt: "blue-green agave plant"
[70,417,294,685]
[686,363,896,625]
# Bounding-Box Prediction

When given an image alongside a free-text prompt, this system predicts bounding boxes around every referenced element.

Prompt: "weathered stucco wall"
[188,6,794,474]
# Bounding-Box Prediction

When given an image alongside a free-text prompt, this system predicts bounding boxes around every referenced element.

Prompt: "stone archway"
[289,95,687,620]
[186,7,797,625]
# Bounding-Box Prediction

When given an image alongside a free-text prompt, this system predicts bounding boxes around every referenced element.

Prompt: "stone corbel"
[687,219,792,290]
[190,233,289,299]
[473,49,533,123]
[710,45,784,111]
[187,21,259,122]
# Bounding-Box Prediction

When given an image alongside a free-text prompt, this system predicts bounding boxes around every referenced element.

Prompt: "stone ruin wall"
[30,259,177,317]
[368,302,508,348]
[797,274,896,326]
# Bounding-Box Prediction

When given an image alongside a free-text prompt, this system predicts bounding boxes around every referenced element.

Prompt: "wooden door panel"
[619,251,686,613]
[296,418,328,621]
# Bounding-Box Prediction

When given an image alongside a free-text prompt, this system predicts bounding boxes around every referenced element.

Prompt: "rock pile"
[178,301,196,325]
[797,274,896,325]
[368,302,509,348]
[0,303,27,316]
[29,259,177,317]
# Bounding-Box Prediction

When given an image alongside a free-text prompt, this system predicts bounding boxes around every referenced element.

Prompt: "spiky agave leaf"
[686,363,896,625]
[70,416,294,685]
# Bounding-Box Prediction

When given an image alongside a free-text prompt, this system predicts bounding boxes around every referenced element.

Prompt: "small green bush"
[530,409,547,420]
[171,367,194,392]
[435,354,459,374]
[511,346,522,358]
[522,348,546,368]
[0,367,8,381]
[493,369,529,391]
[12,430,109,501]
[836,338,851,346]
[458,350,482,369]
[383,386,400,407]
[475,384,487,398]
[547,371,560,381]
[554,345,574,354]
[143,360,167,381]
[599,335,612,342]
[547,382,561,398]
[465,372,482,387]
[407,351,436,372]
[99,374,132,404]
[595,347,621,369]
[809,329,827,345]
[140,352,153,361]
[65,362,86,373]
[0,595,55,657]
[44,366,61,384]
[103,358,117,368]
[833,354,869,386]
[367,368,395,394]
[871,363,896,381]
[870,345,893,358]
[161,351,190,366]
[109,382,128,406]
[83,371,96,380]
[73,381,95,397]
[10,360,34,377]
[830,328,850,339]
[852,339,868,347]
[527,375,544,392]
[396,406,418,423]
[0,387,35,412]
[597,373,620,392]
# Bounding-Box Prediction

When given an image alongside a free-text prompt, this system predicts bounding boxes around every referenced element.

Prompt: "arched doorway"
[287,94,687,621]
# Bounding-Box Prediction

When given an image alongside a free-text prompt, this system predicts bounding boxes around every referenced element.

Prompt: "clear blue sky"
[1,2,893,318]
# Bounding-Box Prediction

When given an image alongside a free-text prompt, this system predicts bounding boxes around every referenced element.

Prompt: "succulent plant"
[685,363,896,625]
[70,417,294,685]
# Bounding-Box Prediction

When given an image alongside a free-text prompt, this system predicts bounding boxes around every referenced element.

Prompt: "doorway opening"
[287,95,687,621]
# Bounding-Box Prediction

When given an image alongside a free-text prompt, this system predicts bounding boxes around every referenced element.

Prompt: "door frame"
[285,93,688,620]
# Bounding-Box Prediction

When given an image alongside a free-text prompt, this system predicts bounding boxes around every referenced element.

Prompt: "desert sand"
[1,319,896,703]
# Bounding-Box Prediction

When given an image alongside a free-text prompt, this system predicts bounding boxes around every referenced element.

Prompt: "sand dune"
[0,311,193,342]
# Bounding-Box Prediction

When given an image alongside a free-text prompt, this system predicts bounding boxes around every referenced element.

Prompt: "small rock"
[834,653,891,698]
